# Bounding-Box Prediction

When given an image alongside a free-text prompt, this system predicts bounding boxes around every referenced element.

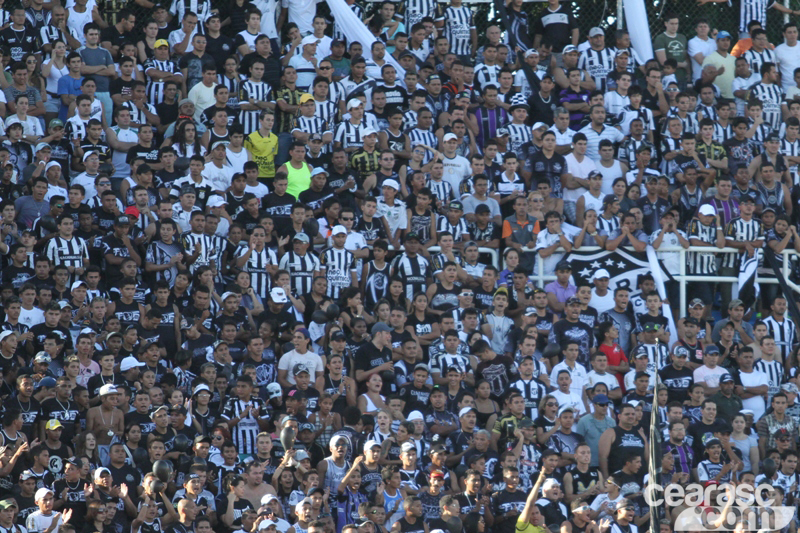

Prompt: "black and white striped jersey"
[144,58,182,106]
[506,122,532,158]
[238,80,272,135]
[426,178,455,204]
[293,115,330,137]
[234,244,278,299]
[687,219,719,274]
[121,100,157,126]
[748,118,773,145]
[508,377,549,419]
[220,396,268,455]
[473,63,501,93]
[217,73,243,111]
[404,0,438,29]
[340,75,376,101]
[436,215,469,241]
[750,82,784,131]
[663,110,698,135]
[430,352,472,376]
[753,357,784,402]
[402,109,420,132]
[603,90,630,116]
[438,6,474,56]
[180,231,215,274]
[315,100,338,130]
[577,47,615,92]
[695,102,718,122]
[334,120,368,151]
[170,0,212,23]
[40,24,74,52]
[780,137,800,184]
[596,214,620,235]
[320,247,356,299]
[145,239,184,287]
[722,216,762,269]
[407,128,438,164]
[45,236,88,272]
[742,47,776,76]
[713,122,733,144]
[333,2,363,43]
[390,253,431,299]
[278,250,321,295]
[763,316,797,363]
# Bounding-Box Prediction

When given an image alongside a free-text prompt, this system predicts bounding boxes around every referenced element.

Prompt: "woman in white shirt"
[41,40,69,120]
[6,95,44,143]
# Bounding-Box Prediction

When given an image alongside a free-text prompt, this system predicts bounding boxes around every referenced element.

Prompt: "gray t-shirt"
[78,46,113,92]
[14,195,49,229]
[461,194,500,218]
[711,318,754,345]
[599,308,635,356]
[3,86,42,106]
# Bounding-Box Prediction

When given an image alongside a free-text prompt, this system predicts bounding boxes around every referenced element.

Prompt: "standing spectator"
[654,13,689,84]
[78,24,115,127]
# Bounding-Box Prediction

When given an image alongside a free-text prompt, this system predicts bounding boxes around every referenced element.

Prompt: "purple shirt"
[544,280,577,303]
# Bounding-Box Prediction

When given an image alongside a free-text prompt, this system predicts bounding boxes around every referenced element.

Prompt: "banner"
[647,246,679,347]
[763,251,800,336]
[325,0,406,78]
[648,371,662,533]
[564,247,673,293]
[737,249,761,314]
[623,0,654,63]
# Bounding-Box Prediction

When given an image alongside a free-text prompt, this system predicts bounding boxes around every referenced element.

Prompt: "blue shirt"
[56,75,83,122]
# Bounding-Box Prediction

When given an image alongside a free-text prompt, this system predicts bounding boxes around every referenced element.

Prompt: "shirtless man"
[85,384,125,466]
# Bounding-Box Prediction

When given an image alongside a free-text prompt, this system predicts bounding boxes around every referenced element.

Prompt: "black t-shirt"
[531,4,577,52]
[109,77,135,99]
[526,150,567,198]
[100,26,130,48]
[658,365,693,403]
[549,319,595,367]
[204,33,237,71]
[355,342,393,395]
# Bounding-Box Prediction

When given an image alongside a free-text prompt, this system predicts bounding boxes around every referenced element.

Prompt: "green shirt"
[709,391,743,423]
[653,32,688,81]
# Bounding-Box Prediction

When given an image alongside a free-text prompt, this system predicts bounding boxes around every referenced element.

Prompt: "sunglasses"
[319,66,332,70]
[546,402,557,407]
[340,217,353,221]
[98,181,111,186]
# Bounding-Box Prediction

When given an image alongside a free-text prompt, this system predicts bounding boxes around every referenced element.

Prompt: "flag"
[649,370,662,533]
[737,248,760,315]
[647,247,679,347]
[563,247,673,293]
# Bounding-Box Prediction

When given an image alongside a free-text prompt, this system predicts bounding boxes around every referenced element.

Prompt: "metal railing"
[524,245,800,317]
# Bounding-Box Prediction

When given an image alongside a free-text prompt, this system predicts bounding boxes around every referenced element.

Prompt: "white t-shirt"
[245,182,270,200]
[276,349,325,385]
[564,153,598,202]
[688,36,717,82]
[586,370,620,394]
[19,306,45,328]
[738,368,768,420]
[441,154,471,194]
[596,160,622,195]
[550,389,586,416]
[590,288,615,315]
[281,0,320,34]
[6,115,43,137]
[693,365,730,389]
[776,42,800,93]
[550,360,588,396]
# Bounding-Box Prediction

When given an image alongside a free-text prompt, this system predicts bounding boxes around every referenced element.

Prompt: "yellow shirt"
[516,518,547,533]
[244,130,278,179]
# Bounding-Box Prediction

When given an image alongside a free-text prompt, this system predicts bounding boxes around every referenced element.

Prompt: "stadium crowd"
[3,1,800,533]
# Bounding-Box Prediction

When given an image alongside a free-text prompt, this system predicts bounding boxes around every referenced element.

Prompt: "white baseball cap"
[331,225,347,236]
[443,133,458,142]
[120,355,145,372]
[347,98,363,110]
[698,204,717,216]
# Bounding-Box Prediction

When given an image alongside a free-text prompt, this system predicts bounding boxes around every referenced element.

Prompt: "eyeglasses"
[546,402,557,407]
[26,60,36,64]
[98,181,111,186]
[340,217,353,221]
[531,198,543,202]
[319,66,332,70]
[97,508,107,513]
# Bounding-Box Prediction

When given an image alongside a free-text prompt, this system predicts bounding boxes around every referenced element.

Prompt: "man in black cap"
[100,214,142,285]
[710,374,743,424]
[543,260,576,314]
[658,345,694,403]
[548,296,594,367]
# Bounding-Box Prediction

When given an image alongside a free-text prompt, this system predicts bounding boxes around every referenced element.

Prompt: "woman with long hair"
[379,420,413,466]
[41,41,68,124]
[498,248,520,288]
[373,300,392,324]
[190,265,222,307]
[24,54,46,109]
[83,499,112,533]
[218,474,254,529]
[731,413,759,474]
[74,431,100,469]
[534,394,559,445]
[122,423,142,465]
[137,19,159,62]
[473,380,499,430]
[405,292,440,350]
[171,120,206,158]
[358,374,387,415]
[339,287,373,332]
[300,276,333,326]
[385,278,409,312]
[369,409,394,445]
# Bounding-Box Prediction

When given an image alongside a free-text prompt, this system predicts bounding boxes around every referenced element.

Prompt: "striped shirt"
[234,244,278,299]
[320,247,356,299]
[145,239,184,286]
[334,120,368,151]
[439,6,474,56]
[220,396,268,454]
[278,250,321,295]
[426,179,455,205]
[180,231,215,273]
[436,215,469,241]
[238,80,272,135]
[333,2,363,42]
[743,47,777,77]
[144,58,182,105]
[390,253,430,299]
[596,214,620,235]
[404,0,438,29]
[781,137,800,184]
[473,63,500,93]
[753,357,784,402]
[45,236,88,285]
[687,219,719,274]
[751,82,784,130]
[723,216,763,269]
[763,316,797,362]
[407,128,438,164]
[315,100,338,130]
[713,123,733,144]
[216,74,243,111]
[739,0,773,33]
[506,122,532,158]
[577,47,615,92]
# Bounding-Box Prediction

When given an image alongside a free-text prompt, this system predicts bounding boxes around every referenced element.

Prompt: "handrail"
[524,245,800,317]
